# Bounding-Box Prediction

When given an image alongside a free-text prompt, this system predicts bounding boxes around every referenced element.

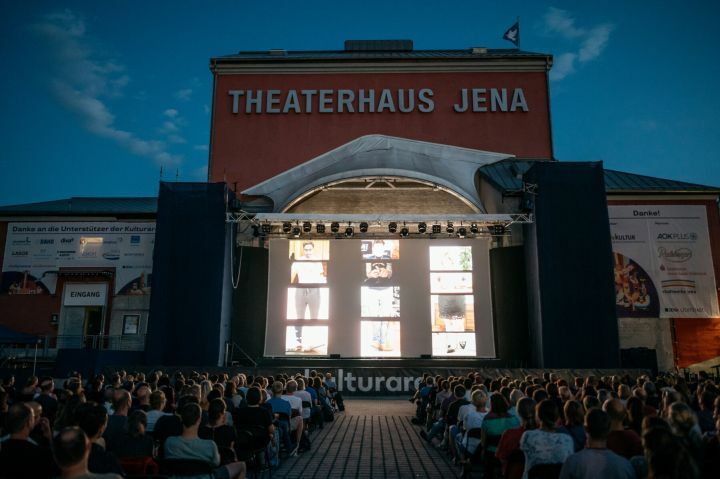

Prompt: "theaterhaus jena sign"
[228,87,529,114]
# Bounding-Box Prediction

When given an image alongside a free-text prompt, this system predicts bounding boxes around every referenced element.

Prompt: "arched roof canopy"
[242,135,514,213]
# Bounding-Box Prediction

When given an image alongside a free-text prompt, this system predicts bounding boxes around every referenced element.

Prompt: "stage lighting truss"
[226,212,531,239]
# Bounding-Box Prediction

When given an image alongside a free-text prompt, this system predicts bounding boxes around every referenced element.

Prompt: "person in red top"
[495,397,537,479]
[603,398,643,459]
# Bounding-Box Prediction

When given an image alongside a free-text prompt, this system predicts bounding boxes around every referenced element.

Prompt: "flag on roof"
[503,21,520,47]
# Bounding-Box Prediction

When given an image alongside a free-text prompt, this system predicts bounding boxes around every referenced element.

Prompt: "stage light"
[470,223,479,234]
[457,227,467,238]
[446,222,454,234]
[388,222,398,233]
[432,224,442,234]
[292,227,301,237]
[400,227,409,237]
[489,224,506,235]
[261,223,272,234]
[418,222,427,234]
[316,223,326,233]
[282,222,292,234]
[359,222,369,233]
[330,222,340,233]
[302,222,312,233]
[345,226,354,237]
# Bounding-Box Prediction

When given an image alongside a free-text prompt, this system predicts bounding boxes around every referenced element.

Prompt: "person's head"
[286,380,297,394]
[272,381,284,396]
[453,384,466,399]
[371,240,386,257]
[699,391,716,411]
[509,388,524,407]
[471,390,488,410]
[179,402,202,429]
[75,402,108,440]
[584,408,611,441]
[112,389,132,413]
[489,393,510,415]
[246,387,262,406]
[302,241,315,258]
[53,427,90,471]
[325,372,332,380]
[603,399,626,425]
[668,402,697,437]
[643,426,698,479]
[297,378,305,390]
[127,410,148,437]
[40,377,54,393]
[532,388,548,403]
[150,390,166,411]
[564,400,585,427]
[208,398,227,424]
[517,397,537,429]
[7,402,34,436]
[536,399,560,430]
[426,377,434,386]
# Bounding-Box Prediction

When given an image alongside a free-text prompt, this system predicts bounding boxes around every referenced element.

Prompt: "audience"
[3,367,719,478]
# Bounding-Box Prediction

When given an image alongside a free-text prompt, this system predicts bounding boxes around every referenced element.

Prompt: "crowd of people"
[411,371,720,478]
[0,369,344,478]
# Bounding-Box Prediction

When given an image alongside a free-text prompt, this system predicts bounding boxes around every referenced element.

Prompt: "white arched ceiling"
[242,134,514,213]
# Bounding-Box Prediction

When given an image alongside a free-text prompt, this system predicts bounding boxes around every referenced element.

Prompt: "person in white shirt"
[280,380,304,450]
[293,379,313,420]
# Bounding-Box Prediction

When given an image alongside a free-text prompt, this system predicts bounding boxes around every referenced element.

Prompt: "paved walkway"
[272,399,461,479]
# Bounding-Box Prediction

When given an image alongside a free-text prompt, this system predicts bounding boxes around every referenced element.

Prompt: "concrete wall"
[108,294,151,351]
[617,317,674,372]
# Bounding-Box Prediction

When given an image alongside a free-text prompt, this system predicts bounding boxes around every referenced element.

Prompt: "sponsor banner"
[248,367,650,396]
[2,222,155,295]
[63,283,108,306]
[609,205,719,318]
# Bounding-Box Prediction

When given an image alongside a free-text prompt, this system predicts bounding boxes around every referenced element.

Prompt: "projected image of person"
[364,262,393,285]
[361,286,400,318]
[362,240,399,260]
[288,241,328,351]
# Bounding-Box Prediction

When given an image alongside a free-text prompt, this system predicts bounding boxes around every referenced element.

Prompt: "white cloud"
[579,24,613,62]
[203,104,210,115]
[543,7,614,80]
[34,10,181,166]
[167,134,187,144]
[194,144,209,151]
[549,53,577,81]
[175,88,192,101]
[544,7,585,39]
[163,108,179,118]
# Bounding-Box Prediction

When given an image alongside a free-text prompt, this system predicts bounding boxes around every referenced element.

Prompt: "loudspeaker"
[329,353,341,359]
[420,354,431,359]
[621,348,658,376]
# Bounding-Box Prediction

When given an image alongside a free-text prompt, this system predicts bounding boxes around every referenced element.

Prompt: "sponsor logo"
[11,237,31,246]
[80,251,97,258]
[612,234,636,241]
[102,252,120,260]
[661,279,696,289]
[60,238,74,244]
[39,239,55,245]
[130,236,141,244]
[11,251,29,256]
[657,247,692,263]
[656,232,698,241]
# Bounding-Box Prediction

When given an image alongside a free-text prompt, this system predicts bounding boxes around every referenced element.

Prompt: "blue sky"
[1,0,719,205]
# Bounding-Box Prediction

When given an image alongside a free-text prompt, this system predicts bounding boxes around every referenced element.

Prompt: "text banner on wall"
[2,222,155,295]
[609,205,719,318]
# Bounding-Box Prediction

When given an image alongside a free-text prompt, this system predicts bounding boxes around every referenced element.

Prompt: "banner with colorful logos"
[609,205,719,318]
[2,222,155,295]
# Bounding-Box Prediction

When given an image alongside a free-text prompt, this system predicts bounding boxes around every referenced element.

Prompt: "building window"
[122,315,140,335]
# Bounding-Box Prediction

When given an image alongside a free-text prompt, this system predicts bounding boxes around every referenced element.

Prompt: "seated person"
[114,409,154,458]
[75,402,125,476]
[0,402,55,478]
[234,387,276,458]
[280,380,305,454]
[200,398,237,452]
[53,426,122,479]
[165,402,246,479]
[146,390,171,433]
[266,381,293,453]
